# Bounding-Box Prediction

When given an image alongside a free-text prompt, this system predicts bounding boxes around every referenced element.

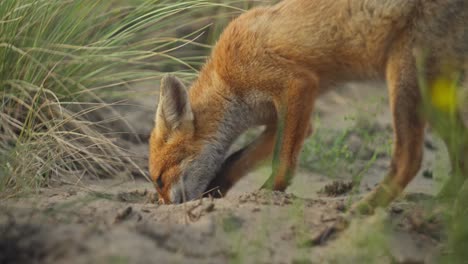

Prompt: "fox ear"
[155,75,194,135]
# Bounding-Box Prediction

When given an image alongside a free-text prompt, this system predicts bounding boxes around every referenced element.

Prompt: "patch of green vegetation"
[300,122,354,177]
[299,98,392,181]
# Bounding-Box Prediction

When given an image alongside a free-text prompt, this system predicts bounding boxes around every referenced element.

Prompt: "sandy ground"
[0,82,450,264]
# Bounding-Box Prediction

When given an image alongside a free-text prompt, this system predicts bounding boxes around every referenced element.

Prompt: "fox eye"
[156,176,164,189]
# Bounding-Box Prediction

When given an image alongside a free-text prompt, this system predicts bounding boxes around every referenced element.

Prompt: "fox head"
[149,75,216,204]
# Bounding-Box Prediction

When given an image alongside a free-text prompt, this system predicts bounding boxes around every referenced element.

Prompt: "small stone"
[422,169,433,179]
[114,206,132,223]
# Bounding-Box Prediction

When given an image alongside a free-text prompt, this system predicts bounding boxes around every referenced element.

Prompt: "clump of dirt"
[113,206,139,223]
[146,191,159,204]
[186,198,216,221]
[318,180,354,197]
[117,189,158,204]
[117,189,147,202]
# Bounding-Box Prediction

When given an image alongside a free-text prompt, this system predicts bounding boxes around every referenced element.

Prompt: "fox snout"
[156,177,207,204]
[154,180,182,204]
[167,181,183,204]
[157,193,182,204]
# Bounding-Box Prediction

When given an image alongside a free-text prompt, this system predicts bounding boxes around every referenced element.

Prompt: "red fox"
[149,0,467,211]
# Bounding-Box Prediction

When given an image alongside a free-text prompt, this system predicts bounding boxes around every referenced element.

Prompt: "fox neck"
[181,68,250,199]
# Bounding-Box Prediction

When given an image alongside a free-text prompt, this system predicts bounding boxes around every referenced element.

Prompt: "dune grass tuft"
[0,0,247,198]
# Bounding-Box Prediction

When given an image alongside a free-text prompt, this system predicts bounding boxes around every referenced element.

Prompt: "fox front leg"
[261,72,319,191]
